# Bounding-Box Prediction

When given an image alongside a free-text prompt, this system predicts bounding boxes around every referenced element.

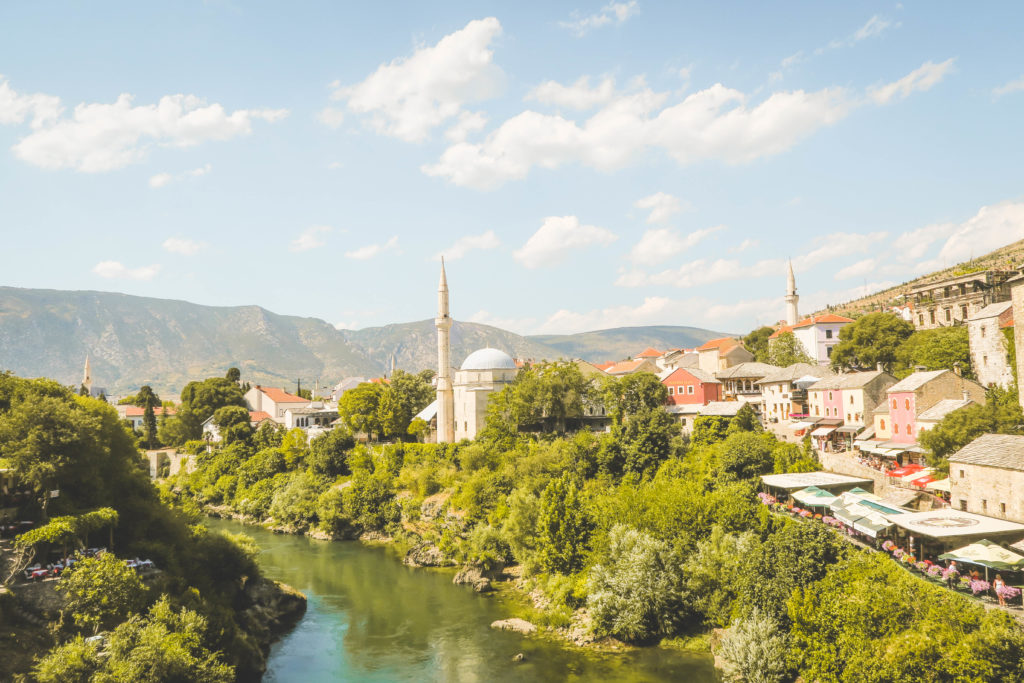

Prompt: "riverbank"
[201,503,714,659]
[204,516,720,682]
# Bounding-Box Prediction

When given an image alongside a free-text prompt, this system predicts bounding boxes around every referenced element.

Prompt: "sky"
[2,2,1024,337]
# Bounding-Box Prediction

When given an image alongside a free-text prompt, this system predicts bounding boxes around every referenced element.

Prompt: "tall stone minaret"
[785,259,800,325]
[82,355,93,394]
[435,259,455,443]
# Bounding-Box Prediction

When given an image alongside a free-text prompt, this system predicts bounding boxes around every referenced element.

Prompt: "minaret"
[435,259,456,443]
[82,355,93,394]
[785,259,800,325]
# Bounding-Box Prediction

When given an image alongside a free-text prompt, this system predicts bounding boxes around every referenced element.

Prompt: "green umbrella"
[939,539,1024,571]
[791,486,838,508]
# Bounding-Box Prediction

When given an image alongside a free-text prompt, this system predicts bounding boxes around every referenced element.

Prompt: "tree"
[225,367,241,383]
[716,432,776,482]
[377,370,434,439]
[919,385,1024,468]
[537,474,591,574]
[728,403,762,434]
[56,552,148,634]
[620,408,681,477]
[602,372,667,423]
[896,326,973,378]
[767,331,813,367]
[179,377,247,426]
[742,326,775,363]
[482,361,592,435]
[691,415,730,448]
[830,312,913,372]
[717,609,791,683]
[212,405,253,446]
[308,428,355,477]
[337,382,386,440]
[587,525,684,643]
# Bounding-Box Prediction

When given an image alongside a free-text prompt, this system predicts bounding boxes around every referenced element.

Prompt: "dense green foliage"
[172,359,1024,681]
[895,326,974,379]
[56,553,148,634]
[0,373,268,678]
[742,326,774,363]
[830,312,914,372]
[919,385,1024,470]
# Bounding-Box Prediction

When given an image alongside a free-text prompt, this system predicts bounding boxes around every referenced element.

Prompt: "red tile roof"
[254,386,309,404]
[605,359,649,375]
[635,347,662,358]
[791,314,855,328]
[697,337,739,352]
[248,411,273,423]
[122,405,176,417]
[768,325,793,339]
[594,361,616,371]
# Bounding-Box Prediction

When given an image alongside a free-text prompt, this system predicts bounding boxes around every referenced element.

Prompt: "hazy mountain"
[530,325,732,362]
[0,287,727,397]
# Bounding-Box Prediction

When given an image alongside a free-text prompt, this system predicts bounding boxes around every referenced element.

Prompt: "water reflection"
[206,519,717,682]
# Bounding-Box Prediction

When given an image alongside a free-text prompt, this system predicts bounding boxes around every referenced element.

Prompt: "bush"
[717,608,791,683]
[56,553,149,634]
[587,524,683,643]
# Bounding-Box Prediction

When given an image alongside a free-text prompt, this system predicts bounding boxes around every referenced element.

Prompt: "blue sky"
[2,2,1023,336]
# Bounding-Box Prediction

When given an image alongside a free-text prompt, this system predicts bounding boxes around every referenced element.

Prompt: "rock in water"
[403,541,449,567]
[490,618,537,635]
[512,653,525,663]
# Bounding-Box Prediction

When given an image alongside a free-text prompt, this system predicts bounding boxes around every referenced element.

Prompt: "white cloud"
[914,201,1024,272]
[92,261,160,280]
[346,235,399,260]
[149,172,173,189]
[731,238,758,253]
[424,80,851,189]
[870,59,955,104]
[634,191,688,224]
[290,225,333,252]
[444,110,488,142]
[618,231,886,288]
[853,15,895,42]
[0,77,61,128]
[317,106,345,128]
[330,17,503,142]
[148,163,212,189]
[781,52,804,69]
[5,85,286,172]
[162,237,206,255]
[994,77,1024,97]
[560,2,638,37]
[892,221,958,261]
[436,230,501,261]
[834,258,877,280]
[628,225,723,265]
[513,215,617,269]
[527,76,617,110]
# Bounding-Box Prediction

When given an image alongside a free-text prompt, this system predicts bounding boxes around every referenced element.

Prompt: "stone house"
[884,370,986,445]
[948,433,1024,522]
[911,269,1017,330]
[244,385,310,424]
[757,363,834,422]
[916,398,974,436]
[695,338,754,374]
[716,361,777,404]
[807,370,896,426]
[967,301,1014,388]
[604,358,660,376]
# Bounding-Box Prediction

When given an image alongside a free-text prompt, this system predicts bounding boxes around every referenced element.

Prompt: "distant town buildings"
[910,268,1018,330]
[244,385,310,423]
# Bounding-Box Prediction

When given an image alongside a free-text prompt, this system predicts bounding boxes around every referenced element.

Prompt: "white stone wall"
[949,463,1024,523]
[968,317,1013,388]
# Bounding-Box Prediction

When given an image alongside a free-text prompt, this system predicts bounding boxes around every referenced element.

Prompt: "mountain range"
[0,287,729,397]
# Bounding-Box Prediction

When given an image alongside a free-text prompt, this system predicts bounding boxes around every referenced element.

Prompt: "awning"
[939,539,1024,570]
[790,421,815,431]
[910,474,936,488]
[853,514,893,537]
[887,464,924,477]
[925,478,950,493]
[811,426,838,437]
[899,467,934,484]
[857,426,876,441]
[834,425,862,434]
[791,486,838,508]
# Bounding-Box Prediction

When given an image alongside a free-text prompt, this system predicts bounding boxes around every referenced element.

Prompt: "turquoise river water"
[207,518,718,682]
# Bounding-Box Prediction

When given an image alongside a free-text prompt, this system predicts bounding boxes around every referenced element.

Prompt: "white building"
[453,348,519,441]
[244,385,310,424]
[757,363,835,422]
[771,314,854,366]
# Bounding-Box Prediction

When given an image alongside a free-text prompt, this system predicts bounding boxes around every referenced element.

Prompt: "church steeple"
[785,259,800,326]
[435,258,455,443]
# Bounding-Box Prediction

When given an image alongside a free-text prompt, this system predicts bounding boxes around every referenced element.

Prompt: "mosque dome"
[460,348,517,371]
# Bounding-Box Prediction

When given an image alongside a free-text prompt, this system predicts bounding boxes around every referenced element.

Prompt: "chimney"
[876,362,884,372]
[953,361,962,377]
[914,365,927,373]
[963,390,969,401]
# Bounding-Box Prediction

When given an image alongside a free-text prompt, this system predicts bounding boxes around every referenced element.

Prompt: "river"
[207,518,718,682]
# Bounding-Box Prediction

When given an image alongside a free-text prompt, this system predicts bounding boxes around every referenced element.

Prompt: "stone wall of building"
[968,311,1014,388]
[948,462,1024,523]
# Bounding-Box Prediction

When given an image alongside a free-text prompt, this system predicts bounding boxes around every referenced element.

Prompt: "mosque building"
[423,260,518,443]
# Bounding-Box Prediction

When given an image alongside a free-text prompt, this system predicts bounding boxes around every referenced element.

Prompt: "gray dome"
[460,348,517,370]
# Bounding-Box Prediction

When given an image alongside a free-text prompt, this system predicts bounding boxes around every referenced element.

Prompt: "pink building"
[884,370,987,444]
[661,367,722,406]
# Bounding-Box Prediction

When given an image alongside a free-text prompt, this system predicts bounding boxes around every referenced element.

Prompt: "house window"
[983,355,988,366]
[959,499,967,511]
[667,386,674,395]
[687,385,695,395]
[904,398,910,410]
[827,346,834,357]
[945,309,952,322]
[892,399,897,409]
[894,423,899,434]
[826,329,833,339]
[981,325,986,338]
[961,305,968,319]
[919,314,925,326]
[828,391,833,401]
[906,424,913,435]
[849,395,854,404]
[814,406,819,416]
[960,469,965,478]
[880,419,886,430]
[929,310,936,324]
[1001,503,1007,514]
[982,499,987,511]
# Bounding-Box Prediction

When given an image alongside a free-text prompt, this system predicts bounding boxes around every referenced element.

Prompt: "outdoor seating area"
[757,481,1024,611]
[17,547,156,582]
